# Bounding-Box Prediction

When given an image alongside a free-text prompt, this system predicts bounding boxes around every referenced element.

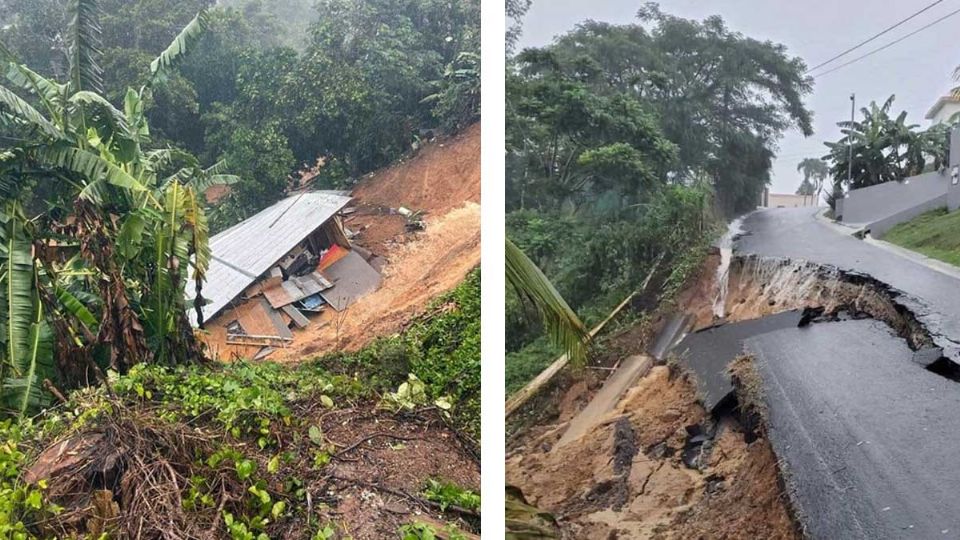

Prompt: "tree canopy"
[3,0,480,230]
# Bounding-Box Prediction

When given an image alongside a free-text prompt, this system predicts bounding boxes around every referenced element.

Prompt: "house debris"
[188,191,383,360]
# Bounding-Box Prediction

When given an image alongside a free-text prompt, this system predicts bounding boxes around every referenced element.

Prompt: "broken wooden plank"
[261,297,293,339]
[263,283,295,309]
[281,304,310,328]
[235,297,286,337]
[225,334,293,347]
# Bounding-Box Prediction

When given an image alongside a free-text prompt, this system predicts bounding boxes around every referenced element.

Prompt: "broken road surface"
[736,208,960,359]
[718,207,960,538]
[747,319,960,539]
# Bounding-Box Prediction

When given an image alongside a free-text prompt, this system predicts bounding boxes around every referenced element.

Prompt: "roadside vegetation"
[882,207,960,267]
[505,2,814,391]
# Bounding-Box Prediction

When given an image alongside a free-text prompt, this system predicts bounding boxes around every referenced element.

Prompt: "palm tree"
[796,157,829,204]
[505,238,590,366]
[0,0,234,415]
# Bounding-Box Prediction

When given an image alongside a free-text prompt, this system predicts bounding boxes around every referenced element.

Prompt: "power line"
[810,4,960,79]
[805,0,945,73]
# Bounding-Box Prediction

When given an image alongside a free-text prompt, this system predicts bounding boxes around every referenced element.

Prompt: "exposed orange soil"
[506,253,800,539]
[276,124,480,359]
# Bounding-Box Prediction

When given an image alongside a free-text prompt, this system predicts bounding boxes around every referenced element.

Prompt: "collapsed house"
[188,191,383,360]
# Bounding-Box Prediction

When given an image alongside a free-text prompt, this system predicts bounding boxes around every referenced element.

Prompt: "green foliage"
[505,337,560,395]
[824,95,948,191]
[326,269,480,441]
[509,4,813,216]
[506,238,589,366]
[0,420,62,539]
[399,521,468,540]
[3,0,479,233]
[0,0,233,415]
[112,361,353,445]
[423,52,480,133]
[0,270,480,536]
[422,478,480,511]
[882,207,960,267]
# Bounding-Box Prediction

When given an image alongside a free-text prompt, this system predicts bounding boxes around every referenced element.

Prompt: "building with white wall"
[925,96,960,126]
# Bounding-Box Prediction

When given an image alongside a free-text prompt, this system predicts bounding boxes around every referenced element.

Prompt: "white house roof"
[925,95,960,120]
[188,191,352,324]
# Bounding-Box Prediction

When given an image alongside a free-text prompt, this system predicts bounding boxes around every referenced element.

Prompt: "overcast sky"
[516,0,960,195]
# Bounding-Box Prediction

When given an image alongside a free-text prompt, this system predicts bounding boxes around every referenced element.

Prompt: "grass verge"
[882,207,960,267]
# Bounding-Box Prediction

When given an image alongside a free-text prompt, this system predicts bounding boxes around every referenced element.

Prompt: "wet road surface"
[730,208,960,538]
[737,208,960,358]
[746,319,960,539]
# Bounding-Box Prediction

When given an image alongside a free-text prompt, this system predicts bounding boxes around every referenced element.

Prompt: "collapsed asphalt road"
[736,208,960,358]
[747,319,960,539]
[693,207,960,538]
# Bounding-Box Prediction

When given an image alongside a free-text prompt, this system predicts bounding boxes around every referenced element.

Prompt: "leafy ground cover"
[0,270,480,539]
[882,207,960,267]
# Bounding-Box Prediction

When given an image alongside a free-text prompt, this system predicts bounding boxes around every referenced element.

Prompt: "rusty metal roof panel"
[188,191,352,324]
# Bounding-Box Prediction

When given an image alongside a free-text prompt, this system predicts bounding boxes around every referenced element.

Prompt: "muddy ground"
[278,124,481,360]
[506,251,802,539]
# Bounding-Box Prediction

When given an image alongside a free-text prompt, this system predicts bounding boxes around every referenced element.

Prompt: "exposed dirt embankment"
[279,124,480,359]
[506,251,800,539]
[506,366,797,539]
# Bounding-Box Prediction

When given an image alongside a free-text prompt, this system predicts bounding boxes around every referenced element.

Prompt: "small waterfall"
[712,217,745,319]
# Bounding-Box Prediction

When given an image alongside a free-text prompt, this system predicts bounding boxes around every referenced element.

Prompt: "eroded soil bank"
[506,250,943,539]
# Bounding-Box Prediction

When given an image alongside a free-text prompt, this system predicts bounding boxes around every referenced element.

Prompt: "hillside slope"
[281,123,481,359]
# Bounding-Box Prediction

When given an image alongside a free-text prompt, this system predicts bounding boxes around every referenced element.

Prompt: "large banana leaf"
[67,0,104,94]
[0,84,61,139]
[506,238,590,366]
[150,11,209,79]
[69,90,132,137]
[4,63,67,121]
[35,146,146,193]
[0,206,53,415]
[3,315,54,416]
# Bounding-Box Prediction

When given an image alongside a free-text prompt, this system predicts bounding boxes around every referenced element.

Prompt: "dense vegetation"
[823,95,948,204]
[1,0,480,229]
[0,0,230,417]
[505,3,814,388]
[0,268,479,539]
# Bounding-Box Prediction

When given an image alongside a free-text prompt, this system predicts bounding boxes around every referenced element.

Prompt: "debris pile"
[191,191,385,360]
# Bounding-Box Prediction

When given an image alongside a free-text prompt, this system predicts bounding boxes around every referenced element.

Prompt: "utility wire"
[805,0,945,73]
[811,4,960,78]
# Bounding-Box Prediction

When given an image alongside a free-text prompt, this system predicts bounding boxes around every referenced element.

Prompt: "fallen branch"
[332,474,480,519]
[333,432,421,459]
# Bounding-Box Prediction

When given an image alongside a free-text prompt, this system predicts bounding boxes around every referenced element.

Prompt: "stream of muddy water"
[712,216,745,319]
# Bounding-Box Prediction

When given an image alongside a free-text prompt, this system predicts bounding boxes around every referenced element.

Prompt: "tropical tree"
[796,157,829,202]
[537,4,814,216]
[0,0,234,415]
[823,95,946,190]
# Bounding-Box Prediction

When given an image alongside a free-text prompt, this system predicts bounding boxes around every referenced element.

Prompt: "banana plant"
[0,0,232,415]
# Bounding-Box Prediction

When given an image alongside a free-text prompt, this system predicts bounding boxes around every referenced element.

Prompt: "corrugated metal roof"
[188,191,352,324]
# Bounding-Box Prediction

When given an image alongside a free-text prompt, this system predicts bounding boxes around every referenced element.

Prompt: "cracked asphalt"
[736,207,960,358]
[726,208,960,539]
